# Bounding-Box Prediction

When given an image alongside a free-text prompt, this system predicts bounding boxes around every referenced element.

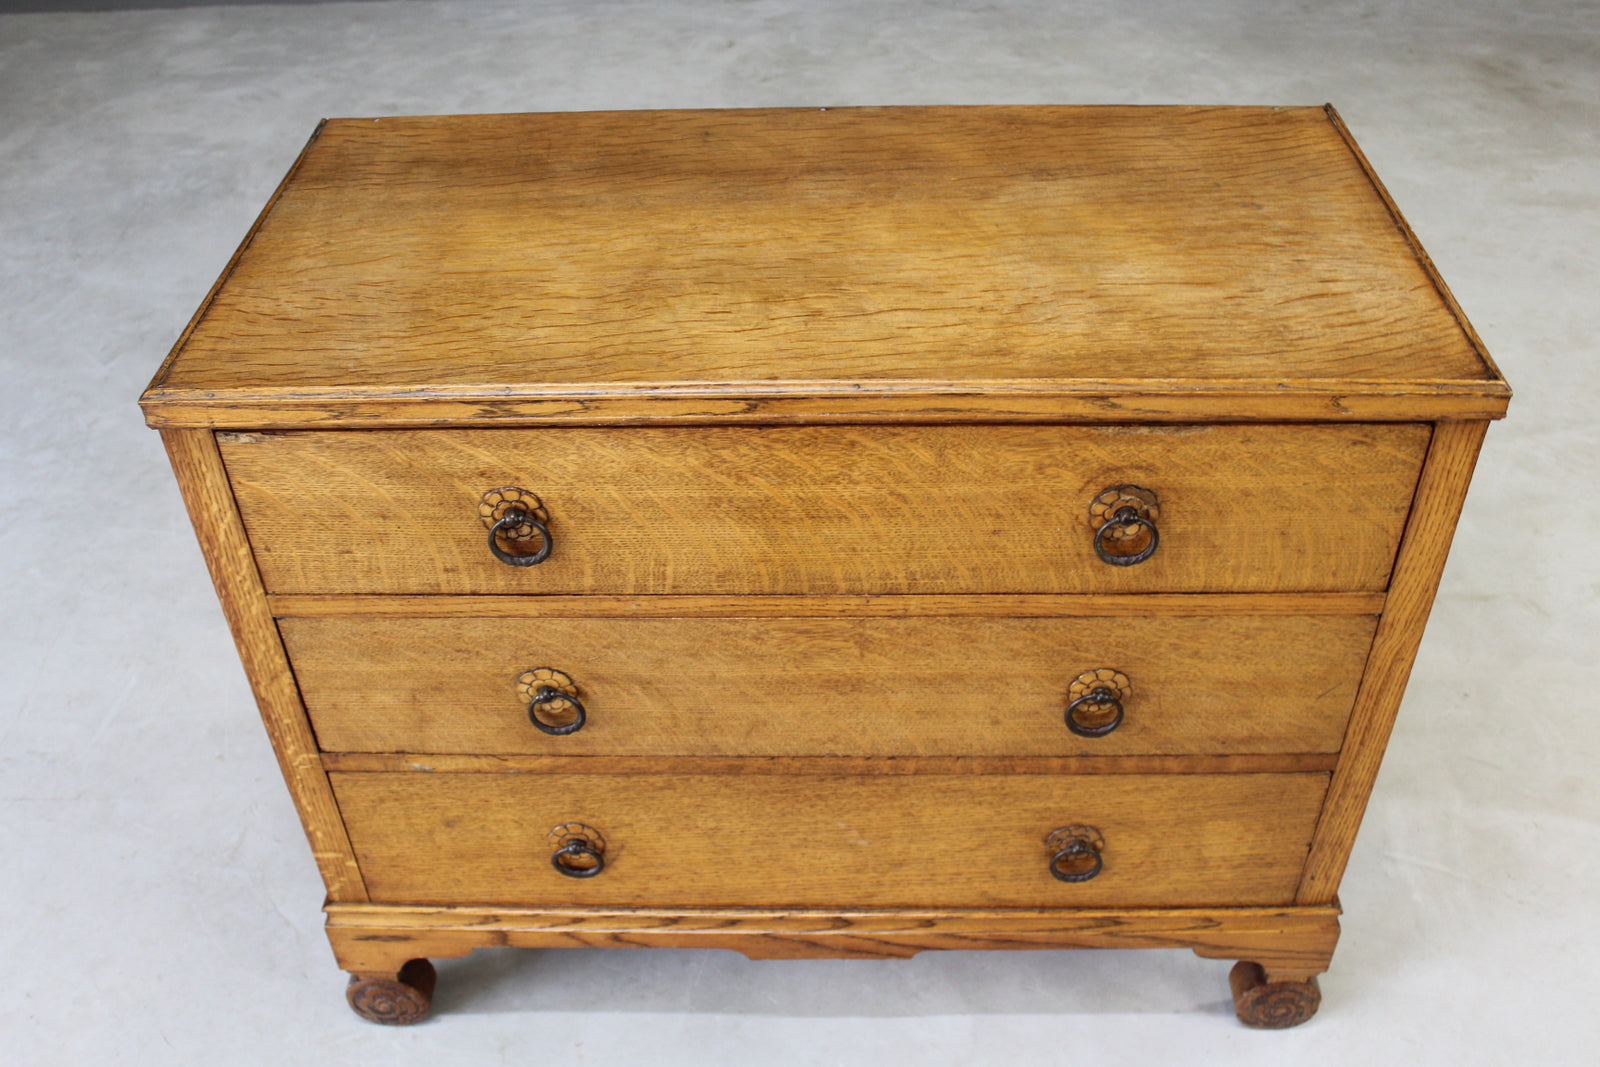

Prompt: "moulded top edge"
[140,377,1510,430]
[146,105,1507,425]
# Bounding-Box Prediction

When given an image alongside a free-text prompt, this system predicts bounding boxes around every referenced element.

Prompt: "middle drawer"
[285,612,1376,756]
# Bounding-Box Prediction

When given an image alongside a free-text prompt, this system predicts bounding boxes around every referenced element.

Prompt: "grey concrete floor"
[2,2,1597,1063]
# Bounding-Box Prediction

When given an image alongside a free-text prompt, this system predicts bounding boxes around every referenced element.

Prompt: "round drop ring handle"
[1093,505,1159,567]
[528,685,586,736]
[551,838,605,878]
[1050,838,1104,883]
[1065,687,1124,738]
[488,507,552,567]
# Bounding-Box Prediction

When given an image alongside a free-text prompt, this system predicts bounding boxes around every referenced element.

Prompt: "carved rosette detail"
[548,823,606,853]
[478,487,548,540]
[346,959,437,1025]
[1068,668,1130,704]
[518,667,579,702]
[1045,825,1105,855]
[1229,961,1322,1029]
[1086,485,1160,540]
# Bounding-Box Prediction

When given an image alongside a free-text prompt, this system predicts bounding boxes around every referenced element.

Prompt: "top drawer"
[222,423,1427,596]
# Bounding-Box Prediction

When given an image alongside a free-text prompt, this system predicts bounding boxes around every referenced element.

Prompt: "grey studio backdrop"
[1,2,1596,1064]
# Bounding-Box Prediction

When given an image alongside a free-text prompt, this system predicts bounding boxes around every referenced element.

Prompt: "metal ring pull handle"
[548,823,606,878]
[1088,485,1160,567]
[1094,505,1158,566]
[1046,825,1106,883]
[1066,687,1124,738]
[480,487,553,567]
[528,685,586,735]
[1050,839,1104,883]
[550,837,604,878]
[517,668,585,735]
[488,508,552,566]
[1065,669,1130,738]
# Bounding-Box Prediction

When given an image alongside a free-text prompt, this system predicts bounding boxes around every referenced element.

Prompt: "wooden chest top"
[140,105,1508,428]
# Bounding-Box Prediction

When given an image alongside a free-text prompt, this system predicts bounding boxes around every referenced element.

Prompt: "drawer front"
[224,423,1427,595]
[288,614,1376,756]
[332,771,1328,908]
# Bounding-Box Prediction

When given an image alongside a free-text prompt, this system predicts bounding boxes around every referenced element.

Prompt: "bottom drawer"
[332,771,1328,908]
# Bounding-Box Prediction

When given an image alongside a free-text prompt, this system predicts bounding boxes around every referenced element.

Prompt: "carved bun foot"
[1229,961,1321,1029]
[346,958,437,1025]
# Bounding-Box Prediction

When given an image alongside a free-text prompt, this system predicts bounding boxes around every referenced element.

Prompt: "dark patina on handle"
[1046,825,1106,883]
[517,668,586,735]
[1065,668,1131,738]
[480,487,552,566]
[548,823,606,878]
[1089,485,1160,566]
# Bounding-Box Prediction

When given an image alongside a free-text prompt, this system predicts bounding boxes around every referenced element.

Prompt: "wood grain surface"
[325,901,1340,968]
[331,771,1328,908]
[269,591,1388,618]
[222,422,1429,595]
[143,104,1508,1008]
[140,106,1507,429]
[319,752,1339,775]
[1297,419,1490,902]
[159,429,368,900]
[143,386,1509,430]
[285,613,1376,757]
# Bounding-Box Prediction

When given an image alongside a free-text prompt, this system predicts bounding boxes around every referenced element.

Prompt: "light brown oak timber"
[320,753,1341,775]
[1296,419,1490,903]
[331,771,1328,909]
[324,902,1340,968]
[286,614,1376,757]
[142,121,325,399]
[1324,105,1507,388]
[143,381,1508,429]
[221,423,1429,596]
[159,428,367,900]
[268,592,1388,618]
[1196,936,1339,988]
[144,106,1506,1022]
[140,107,1506,431]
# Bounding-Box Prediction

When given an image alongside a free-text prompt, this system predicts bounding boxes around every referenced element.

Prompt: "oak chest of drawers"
[141,105,1509,1027]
